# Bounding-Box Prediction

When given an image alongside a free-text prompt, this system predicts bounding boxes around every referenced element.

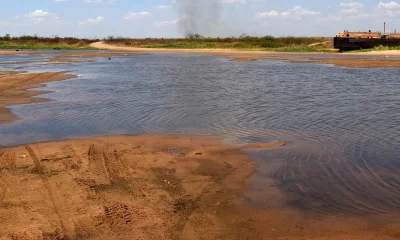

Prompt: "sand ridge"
[223,55,400,68]
[0,51,143,64]
[0,51,145,124]
[0,71,76,124]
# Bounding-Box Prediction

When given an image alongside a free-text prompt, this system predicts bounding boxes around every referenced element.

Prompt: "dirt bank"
[225,55,400,68]
[1,135,399,240]
[0,71,76,124]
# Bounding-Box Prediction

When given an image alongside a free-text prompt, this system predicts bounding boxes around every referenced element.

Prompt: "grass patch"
[0,35,97,50]
[352,45,400,52]
[103,36,334,52]
[0,34,336,52]
[0,41,95,50]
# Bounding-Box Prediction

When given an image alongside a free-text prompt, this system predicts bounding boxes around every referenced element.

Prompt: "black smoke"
[175,0,222,37]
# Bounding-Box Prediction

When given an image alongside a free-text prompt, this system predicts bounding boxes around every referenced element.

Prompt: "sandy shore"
[1,135,399,240]
[2,45,399,69]
[224,55,400,68]
[0,51,142,64]
[0,71,76,124]
[90,41,400,56]
[89,42,400,68]
[0,51,145,124]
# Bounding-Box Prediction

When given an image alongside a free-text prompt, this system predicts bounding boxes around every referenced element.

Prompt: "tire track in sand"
[88,145,111,185]
[102,145,145,196]
[0,179,6,204]
[0,151,8,204]
[25,145,76,239]
[61,144,82,170]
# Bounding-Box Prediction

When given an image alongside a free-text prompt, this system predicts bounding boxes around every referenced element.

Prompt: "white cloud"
[220,0,247,3]
[256,6,320,21]
[154,19,178,27]
[339,2,364,8]
[155,5,172,9]
[377,1,400,9]
[79,16,105,25]
[84,0,102,3]
[23,10,59,24]
[83,0,116,3]
[123,11,151,20]
[25,10,50,18]
[340,8,361,14]
[376,1,400,16]
[337,2,369,17]
[255,10,279,18]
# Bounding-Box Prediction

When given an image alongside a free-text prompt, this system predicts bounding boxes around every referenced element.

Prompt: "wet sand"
[0,51,145,124]
[0,51,141,57]
[1,135,399,240]
[224,55,400,68]
[0,51,142,65]
[0,71,76,124]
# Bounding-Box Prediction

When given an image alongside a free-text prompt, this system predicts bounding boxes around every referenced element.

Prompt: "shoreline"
[90,41,400,56]
[2,135,399,239]
[0,135,286,239]
[224,55,400,68]
[0,71,77,124]
[1,47,399,70]
[0,51,144,124]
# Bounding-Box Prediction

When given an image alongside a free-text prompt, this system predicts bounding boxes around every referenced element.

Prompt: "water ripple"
[1,53,400,217]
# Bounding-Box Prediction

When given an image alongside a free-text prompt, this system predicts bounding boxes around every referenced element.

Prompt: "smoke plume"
[175,0,222,37]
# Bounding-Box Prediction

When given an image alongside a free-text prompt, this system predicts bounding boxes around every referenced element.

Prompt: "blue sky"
[0,0,399,38]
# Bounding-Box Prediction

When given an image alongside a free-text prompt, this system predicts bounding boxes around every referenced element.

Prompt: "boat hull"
[334,37,400,51]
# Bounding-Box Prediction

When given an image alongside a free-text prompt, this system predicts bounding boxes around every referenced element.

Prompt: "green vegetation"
[104,35,334,52]
[353,45,400,52]
[2,34,400,52]
[0,35,97,50]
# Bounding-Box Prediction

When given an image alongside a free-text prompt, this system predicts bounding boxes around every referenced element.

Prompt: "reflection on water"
[1,53,400,216]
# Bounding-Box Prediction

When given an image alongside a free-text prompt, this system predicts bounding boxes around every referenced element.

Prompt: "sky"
[0,0,400,38]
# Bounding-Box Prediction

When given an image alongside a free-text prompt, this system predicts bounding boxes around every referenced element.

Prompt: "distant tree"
[240,33,250,38]
[4,34,11,40]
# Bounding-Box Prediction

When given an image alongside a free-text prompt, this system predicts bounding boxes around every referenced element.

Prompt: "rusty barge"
[334,23,400,51]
